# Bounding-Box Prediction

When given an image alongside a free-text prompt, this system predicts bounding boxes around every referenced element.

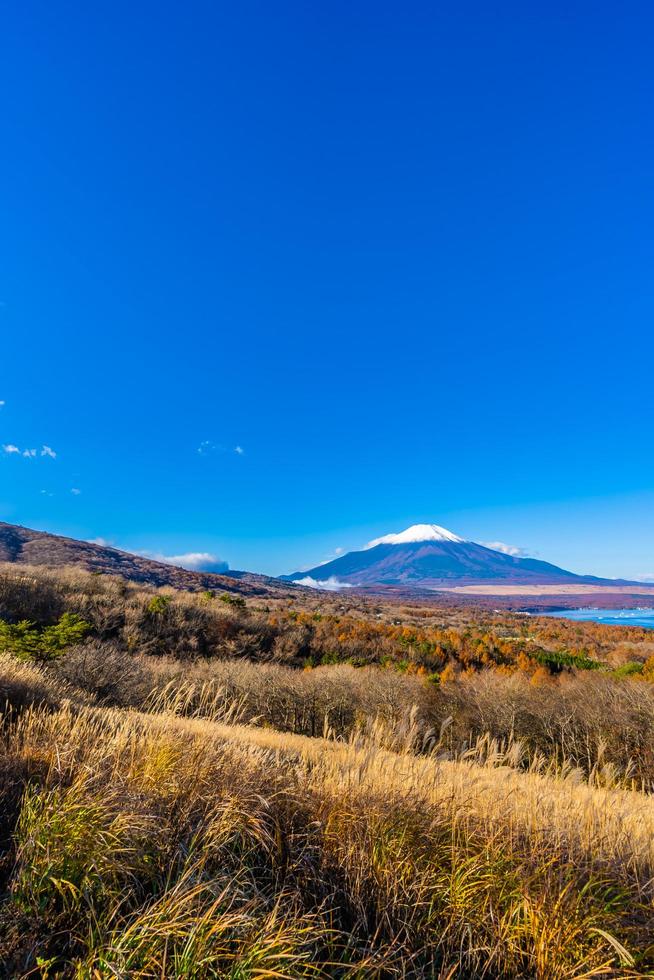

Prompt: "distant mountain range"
[283,523,637,589]
[0,520,644,601]
[0,522,287,597]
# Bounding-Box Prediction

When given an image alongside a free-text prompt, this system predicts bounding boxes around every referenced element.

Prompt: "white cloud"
[71,487,81,495]
[480,540,531,558]
[85,539,229,573]
[292,576,353,591]
[136,549,229,573]
[3,443,56,459]
[316,546,345,566]
[198,441,245,457]
[0,400,5,408]
[164,552,228,571]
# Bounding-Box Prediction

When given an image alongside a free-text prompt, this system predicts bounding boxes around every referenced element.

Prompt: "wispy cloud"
[316,546,345,566]
[479,540,533,558]
[197,441,245,457]
[292,576,353,591]
[70,487,81,495]
[3,443,57,459]
[0,400,5,408]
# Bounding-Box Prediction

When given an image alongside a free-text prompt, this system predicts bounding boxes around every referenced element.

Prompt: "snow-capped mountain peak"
[365,523,465,548]
[282,521,618,589]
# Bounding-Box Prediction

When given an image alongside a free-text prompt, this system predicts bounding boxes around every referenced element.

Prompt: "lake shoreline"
[541,607,654,629]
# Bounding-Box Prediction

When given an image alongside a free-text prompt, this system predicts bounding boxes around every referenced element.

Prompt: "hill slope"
[284,523,632,588]
[0,522,287,596]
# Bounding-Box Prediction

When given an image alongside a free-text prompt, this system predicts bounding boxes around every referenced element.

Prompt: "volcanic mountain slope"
[0,522,288,596]
[284,524,633,588]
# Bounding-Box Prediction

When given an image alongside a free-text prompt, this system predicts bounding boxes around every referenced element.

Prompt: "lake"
[543,608,654,629]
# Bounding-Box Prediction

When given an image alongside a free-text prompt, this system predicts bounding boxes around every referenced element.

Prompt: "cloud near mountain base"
[292,576,353,591]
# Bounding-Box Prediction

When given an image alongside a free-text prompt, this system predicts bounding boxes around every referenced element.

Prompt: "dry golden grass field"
[2,565,654,976]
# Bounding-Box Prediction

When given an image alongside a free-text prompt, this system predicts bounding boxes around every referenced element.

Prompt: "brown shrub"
[52,641,155,708]
[438,670,654,785]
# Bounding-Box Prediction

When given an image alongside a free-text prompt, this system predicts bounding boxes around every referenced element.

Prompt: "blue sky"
[1,1,653,579]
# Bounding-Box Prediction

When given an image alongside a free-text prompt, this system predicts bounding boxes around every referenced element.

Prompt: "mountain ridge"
[0,522,289,596]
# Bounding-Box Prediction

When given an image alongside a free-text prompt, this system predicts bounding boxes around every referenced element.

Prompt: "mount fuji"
[283,524,628,590]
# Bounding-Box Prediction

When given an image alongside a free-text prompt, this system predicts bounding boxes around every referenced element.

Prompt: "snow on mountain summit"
[282,522,622,588]
[365,524,466,548]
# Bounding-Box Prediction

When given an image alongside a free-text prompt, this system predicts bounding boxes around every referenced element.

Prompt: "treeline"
[1,565,654,681]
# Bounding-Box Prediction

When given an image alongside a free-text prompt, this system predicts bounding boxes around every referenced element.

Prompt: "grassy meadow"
[1,566,654,975]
